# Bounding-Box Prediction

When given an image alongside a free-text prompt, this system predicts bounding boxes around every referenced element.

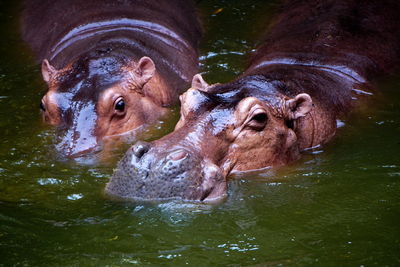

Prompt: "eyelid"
[249,108,266,119]
[244,106,268,131]
[113,96,126,115]
[114,95,123,103]
[245,106,267,123]
[113,96,124,108]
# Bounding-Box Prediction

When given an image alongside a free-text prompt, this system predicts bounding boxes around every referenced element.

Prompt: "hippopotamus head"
[39,53,165,158]
[106,74,313,202]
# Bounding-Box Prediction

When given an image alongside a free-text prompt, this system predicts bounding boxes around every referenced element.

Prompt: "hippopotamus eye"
[39,101,46,112]
[114,98,125,113]
[247,112,268,130]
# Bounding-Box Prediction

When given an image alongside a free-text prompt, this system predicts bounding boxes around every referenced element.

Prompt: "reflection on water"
[1,0,400,266]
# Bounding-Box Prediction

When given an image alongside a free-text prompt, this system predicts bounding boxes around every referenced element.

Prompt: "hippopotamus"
[106,0,400,202]
[21,0,202,157]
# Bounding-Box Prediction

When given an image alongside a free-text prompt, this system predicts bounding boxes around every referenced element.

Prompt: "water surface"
[1,0,399,265]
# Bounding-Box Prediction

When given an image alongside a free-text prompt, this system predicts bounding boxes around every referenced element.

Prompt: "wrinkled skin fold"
[106,0,400,202]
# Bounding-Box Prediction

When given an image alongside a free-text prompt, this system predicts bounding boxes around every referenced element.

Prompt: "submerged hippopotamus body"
[22,0,201,157]
[106,0,400,202]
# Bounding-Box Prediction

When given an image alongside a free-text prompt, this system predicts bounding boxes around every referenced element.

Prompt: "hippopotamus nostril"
[167,149,188,161]
[132,141,150,159]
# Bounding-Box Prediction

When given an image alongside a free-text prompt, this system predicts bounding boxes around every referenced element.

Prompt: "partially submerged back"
[21,0,202,68]
[249,0,400,80]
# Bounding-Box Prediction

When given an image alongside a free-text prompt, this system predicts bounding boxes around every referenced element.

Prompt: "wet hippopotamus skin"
[109,141,225,201]
[21,0,202,158]
[106,0,400,202]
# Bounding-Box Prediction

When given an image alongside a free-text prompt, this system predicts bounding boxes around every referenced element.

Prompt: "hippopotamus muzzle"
[105,141,227,202]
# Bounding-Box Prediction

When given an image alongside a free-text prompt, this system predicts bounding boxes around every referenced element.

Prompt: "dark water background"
[1,0,399,265]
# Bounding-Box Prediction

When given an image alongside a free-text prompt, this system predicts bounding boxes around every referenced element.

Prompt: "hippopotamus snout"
[105,141,227,202]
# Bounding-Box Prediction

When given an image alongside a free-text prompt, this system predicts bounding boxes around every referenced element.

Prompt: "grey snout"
[156,148,197,183]
[106,143,227,202]
[106,144,205,201]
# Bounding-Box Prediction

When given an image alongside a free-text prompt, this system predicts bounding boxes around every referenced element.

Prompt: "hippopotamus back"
[249,0,400,81]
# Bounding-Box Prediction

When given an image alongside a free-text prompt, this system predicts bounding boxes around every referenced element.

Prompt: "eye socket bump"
[114,98,125,114]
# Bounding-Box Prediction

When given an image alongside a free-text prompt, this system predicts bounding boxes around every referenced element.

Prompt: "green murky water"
[1,0,400,266]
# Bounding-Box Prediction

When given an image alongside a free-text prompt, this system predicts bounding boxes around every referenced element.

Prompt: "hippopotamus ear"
[41,59,58,84]
[134,56,155,87]
[285,93,313,120]
[191,74,209,92]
